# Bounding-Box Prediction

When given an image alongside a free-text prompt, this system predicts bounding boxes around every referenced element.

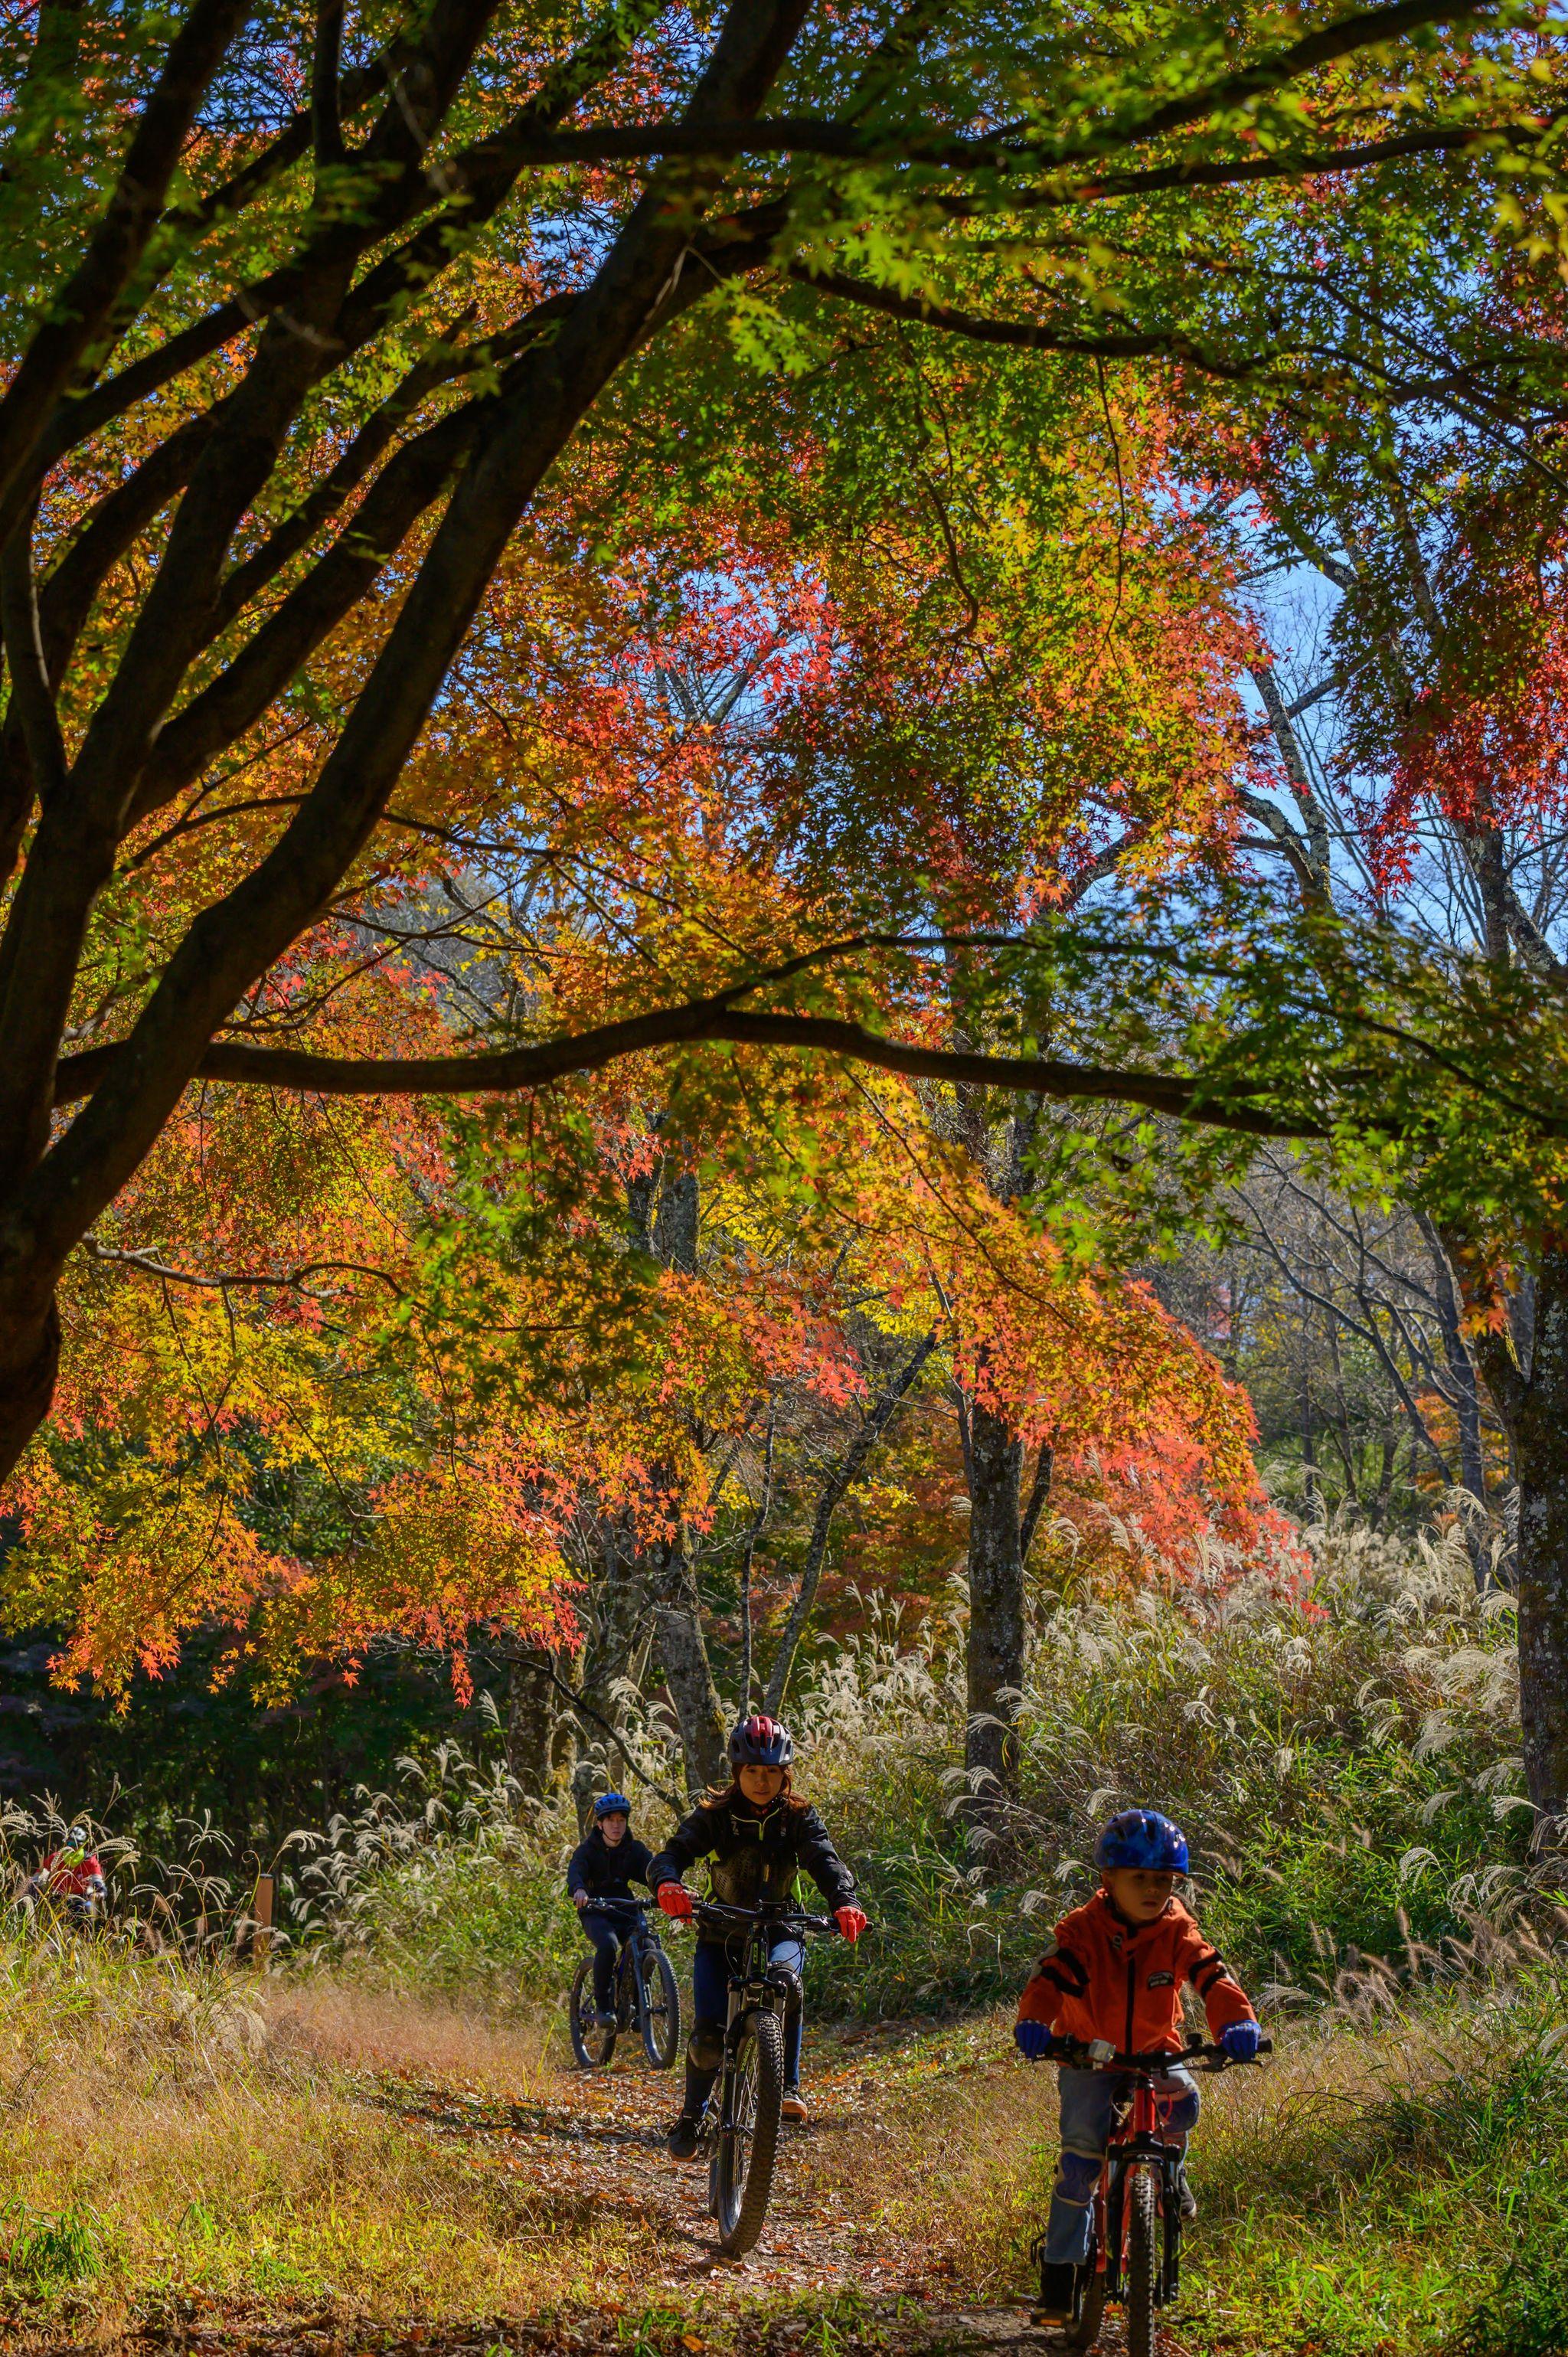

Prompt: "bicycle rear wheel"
[639,1943,681,2069]
[1124,2166,1158,2357]
[1062,2241,1106,2352]
[568,1956,616,2070]
[714,2008,785,2255]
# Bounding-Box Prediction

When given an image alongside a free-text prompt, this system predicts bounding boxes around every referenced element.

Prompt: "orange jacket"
[1017,1888,1255,2055]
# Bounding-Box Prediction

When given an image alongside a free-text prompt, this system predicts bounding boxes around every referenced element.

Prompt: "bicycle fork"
[1100,2087,1183,2303]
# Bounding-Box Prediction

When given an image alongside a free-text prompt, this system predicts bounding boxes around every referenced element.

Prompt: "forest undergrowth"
[289,1518,1540,2019]
[0,1518,1561,2356]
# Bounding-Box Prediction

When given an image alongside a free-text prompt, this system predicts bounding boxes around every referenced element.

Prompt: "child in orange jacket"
[1014,1809,1259,2322]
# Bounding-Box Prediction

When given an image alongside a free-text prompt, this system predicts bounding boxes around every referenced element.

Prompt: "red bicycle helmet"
[729,1714,794,1768]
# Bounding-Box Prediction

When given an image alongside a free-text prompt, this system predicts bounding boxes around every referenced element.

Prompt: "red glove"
[657,1882,693,1921]
[835,1905,868,1943]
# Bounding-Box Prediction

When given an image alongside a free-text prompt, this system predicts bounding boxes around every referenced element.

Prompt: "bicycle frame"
[1031,2035,1271,2329]
[695,1898,831,2129]
[582,1897,661,2015]
[688,1900,834,2132]
[1097,2064,1185,2304]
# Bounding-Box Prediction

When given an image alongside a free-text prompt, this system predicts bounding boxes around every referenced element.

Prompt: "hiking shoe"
[1178,2166,1197,2221]
[666,2114,701,2162]
[1032,2262,1076,2324]
[781,2089,809,2123]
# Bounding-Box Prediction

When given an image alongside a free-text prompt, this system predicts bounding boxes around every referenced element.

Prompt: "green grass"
[231,1514,1566,2355]
[1167,1974,1568,2355]
[0,1925,1557,2355]
[1,2198,104,2295]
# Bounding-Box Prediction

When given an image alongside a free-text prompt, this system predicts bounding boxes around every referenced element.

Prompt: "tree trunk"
[764,1330,936,1716]
[505,1646,557,1798]
[1514,1241,1568,1821]
[652,1522,728,1799]
[1418,1212,1491,1586]
[965,1393,1025,1845]
[0,1291,60,1482]
[1299,1362,1321,1520]
[626,1135,724,1794]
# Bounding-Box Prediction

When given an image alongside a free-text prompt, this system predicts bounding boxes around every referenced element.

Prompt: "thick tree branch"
[786,266,1265,379]
[0,515,67,803]
[51,1002,1327,1137]
[0,0,251,534]
[313,0,348,166]
[1019,1443,1054,1564]
[16,0,820,1273]
[122,375,531,829]
[449,0,1501,175]
[38,410,222,683]
[41,0,671,466]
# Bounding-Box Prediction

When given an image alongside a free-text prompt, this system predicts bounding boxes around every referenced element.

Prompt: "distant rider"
[566,1793,654,2028]
[650,1714,866,2158]
[1014,1807,1260,2325]
[24,1825,107,1924]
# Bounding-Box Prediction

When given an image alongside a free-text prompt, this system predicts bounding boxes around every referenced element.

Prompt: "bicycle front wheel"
[639,1943,681,2070]
[1124,2166,1158,2357]
[568,1956,616,2070]
[714,2007,785,2255]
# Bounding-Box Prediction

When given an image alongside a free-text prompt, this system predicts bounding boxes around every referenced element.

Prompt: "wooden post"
[251,1872,274,1964]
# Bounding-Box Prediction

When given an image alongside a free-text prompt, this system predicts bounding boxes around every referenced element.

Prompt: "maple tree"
[0,0,1553,1476]
[1092,172,1568,1816]
[5,0,1568,1819]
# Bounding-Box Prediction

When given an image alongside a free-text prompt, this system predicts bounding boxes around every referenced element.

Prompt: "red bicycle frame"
[1093,2068,1183,2303]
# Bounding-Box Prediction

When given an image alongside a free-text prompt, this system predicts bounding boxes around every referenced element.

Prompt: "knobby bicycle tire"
[714,2007,785,2255]
[640,1943,681,2070]
[568,1955,616,2070]
[1125,2166,1158,2357]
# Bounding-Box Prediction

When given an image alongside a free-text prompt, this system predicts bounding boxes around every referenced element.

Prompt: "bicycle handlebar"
[689,1897,844,1937]
[1050,2033,1273,2073]
[576,1894,652,1913]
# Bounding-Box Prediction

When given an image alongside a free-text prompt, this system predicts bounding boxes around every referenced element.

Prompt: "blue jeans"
[581,1910,626,2011]
[682,1933,805,2116]
[1042,2065,1200,2266]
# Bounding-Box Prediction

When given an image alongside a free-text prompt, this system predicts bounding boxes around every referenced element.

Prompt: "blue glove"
[1014,2019,1057,2061]
[1221,2020,1262,2061]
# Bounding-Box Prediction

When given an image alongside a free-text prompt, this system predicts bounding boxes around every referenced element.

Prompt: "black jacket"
[566,1825,655,1905]
[648,1793,855,1929]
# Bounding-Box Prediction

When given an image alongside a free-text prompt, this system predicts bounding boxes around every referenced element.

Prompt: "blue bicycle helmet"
[593,1792,632,1820]
[1093,1809,1189,1874]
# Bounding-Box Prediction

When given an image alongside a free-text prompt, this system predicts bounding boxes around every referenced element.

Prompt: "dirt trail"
[364,2038,1182,2352]
[381,2035,923,2302]
[22,2030,1184,2357]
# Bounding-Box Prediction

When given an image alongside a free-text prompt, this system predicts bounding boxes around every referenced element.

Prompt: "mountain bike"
[689,1895,844,2257]
[568,1898,681,2071]
[1031,2034,1272,2357]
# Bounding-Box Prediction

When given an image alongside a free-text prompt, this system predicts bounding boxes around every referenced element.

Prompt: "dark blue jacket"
[566,1824,654,1906]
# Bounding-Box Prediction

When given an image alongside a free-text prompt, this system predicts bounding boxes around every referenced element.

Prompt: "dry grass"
[0,1908,1559,2355]
[265,1971,552,2091]
[871,1977,1568,2356]
[0,1937,640,2337]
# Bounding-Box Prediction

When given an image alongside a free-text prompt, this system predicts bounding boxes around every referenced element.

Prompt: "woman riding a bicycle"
[651,1715,866,2156]
[567,1792,655,2028]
